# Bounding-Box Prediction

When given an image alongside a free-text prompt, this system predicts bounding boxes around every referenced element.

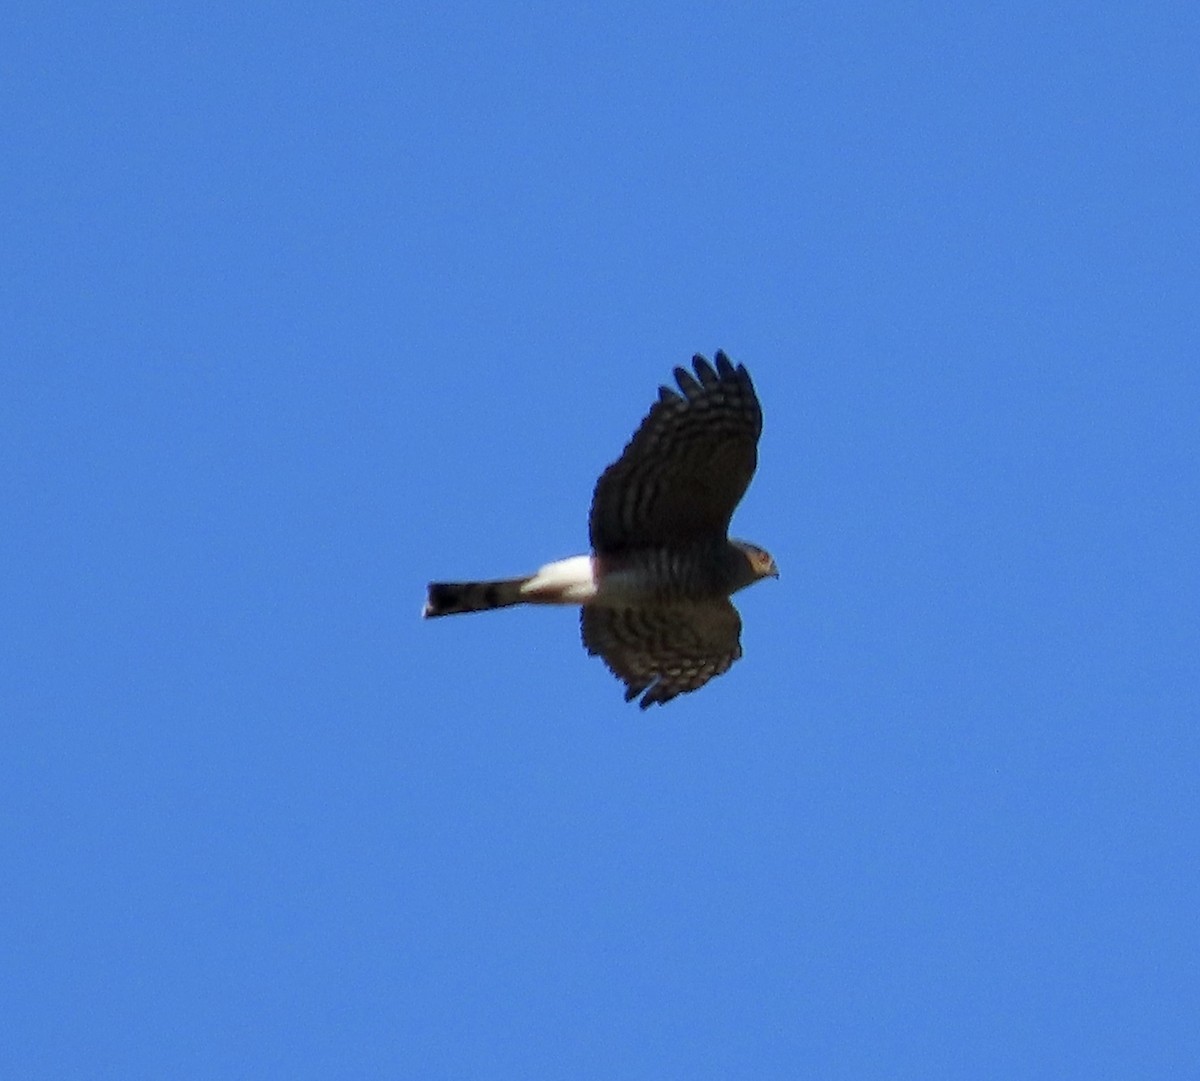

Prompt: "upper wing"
[588,352,762,554]
[581,599,744,709]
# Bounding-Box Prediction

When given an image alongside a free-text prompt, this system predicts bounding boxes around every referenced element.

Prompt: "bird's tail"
[422,577,531,618]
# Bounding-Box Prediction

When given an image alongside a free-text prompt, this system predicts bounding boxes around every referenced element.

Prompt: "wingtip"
[674,364,702,397]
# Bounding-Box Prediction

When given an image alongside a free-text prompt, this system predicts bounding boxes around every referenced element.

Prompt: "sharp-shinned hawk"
[423,351,777,708]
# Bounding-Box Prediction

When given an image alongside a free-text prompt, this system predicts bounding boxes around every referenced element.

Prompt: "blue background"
[5,4,1198,1078]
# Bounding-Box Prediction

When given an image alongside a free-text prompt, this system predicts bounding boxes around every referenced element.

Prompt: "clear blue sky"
[4,4,1198,1078]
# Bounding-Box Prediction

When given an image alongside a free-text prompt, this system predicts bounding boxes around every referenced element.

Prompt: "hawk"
[423,351,777,708]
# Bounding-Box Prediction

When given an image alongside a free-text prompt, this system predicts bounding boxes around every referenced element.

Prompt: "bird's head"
[731,540,779,590]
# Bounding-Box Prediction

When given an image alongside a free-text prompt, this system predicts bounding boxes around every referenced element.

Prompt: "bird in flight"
[423,351,777,708]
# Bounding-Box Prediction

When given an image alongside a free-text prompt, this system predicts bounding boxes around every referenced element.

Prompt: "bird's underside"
[423,351,776,708]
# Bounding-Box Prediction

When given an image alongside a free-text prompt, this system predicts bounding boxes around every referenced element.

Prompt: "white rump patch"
[520,555,598,604]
